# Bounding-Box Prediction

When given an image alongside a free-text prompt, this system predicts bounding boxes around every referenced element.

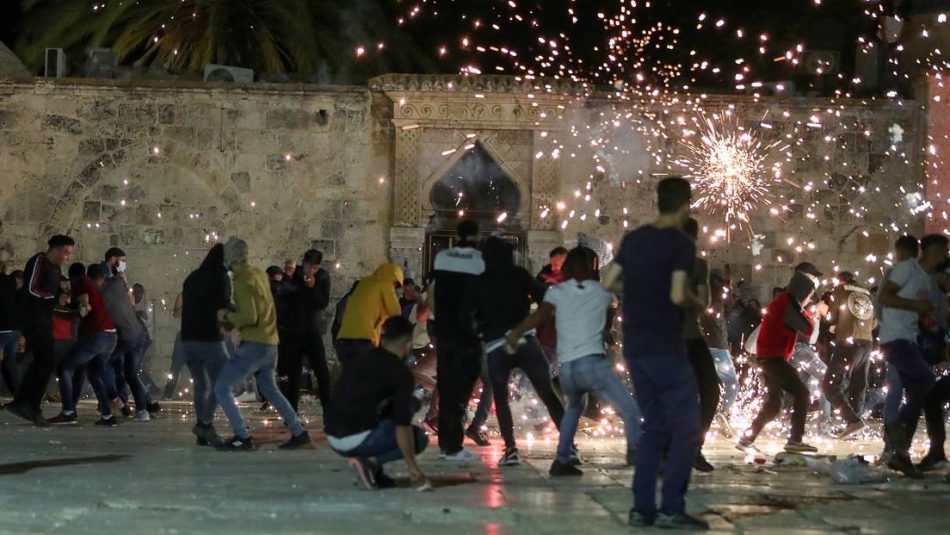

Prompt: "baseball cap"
[794,262,823,278]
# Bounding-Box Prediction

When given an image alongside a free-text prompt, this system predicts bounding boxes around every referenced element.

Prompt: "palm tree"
[15,0,347,75]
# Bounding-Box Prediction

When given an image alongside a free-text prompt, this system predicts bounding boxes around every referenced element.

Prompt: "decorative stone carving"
[531,131,559,231]
[393,127,421,227]
[369,74,584,96]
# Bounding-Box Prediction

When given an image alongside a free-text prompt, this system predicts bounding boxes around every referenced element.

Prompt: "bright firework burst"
[677,114,786,236]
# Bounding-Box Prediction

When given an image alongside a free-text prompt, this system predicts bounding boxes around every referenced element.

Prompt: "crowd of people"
[2,176,950,531]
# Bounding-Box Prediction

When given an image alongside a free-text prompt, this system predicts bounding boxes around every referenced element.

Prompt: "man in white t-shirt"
[878,233,946,478]
[507,246,641,476]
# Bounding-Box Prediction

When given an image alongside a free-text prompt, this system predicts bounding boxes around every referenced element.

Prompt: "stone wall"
[0,79,393,363]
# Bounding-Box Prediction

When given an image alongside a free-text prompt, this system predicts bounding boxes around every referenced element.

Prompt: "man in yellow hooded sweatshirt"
[214,237,311,451]
[334,263,404,366]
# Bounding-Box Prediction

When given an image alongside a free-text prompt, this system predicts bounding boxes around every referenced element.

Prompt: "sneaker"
[120,405,133,418]
[784,441,818,454]
[499,448,521,467]
[836,420,866,439]
[278,431,312,450]
[47,412,78,425]
[161,384,175,400]
[549,459,583,477]
[465,427,491,446]
[146,401,162,415]
[95,416,119,427]
[217,436,256,451]
[567,444,582,466]
[918,451,949,472]
[888,453,924,479]
[628,510,656,527]
[235,391,257,403]
[347,457,378,490]
[655,512,710,530]
[626,448,638,467]
[259,402,272,413]
[133,410,150,422]
[693,452,715,472]
[735,440,760,455]
[442,448,479,463]
[715,413,735,439]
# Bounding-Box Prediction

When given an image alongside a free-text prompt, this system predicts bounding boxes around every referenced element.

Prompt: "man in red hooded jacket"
[738,267,829,454]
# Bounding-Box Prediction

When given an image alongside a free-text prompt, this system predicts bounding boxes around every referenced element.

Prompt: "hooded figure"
[181,244,231,343]
[756,271,817,361]
[336,263,404,346]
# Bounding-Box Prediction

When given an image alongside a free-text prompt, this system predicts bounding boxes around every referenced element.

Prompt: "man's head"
[794,262,823,286]
[56,288,70,307]
[132,283,145,304]
[549,247,568,272]
[895,234,920,262]
[379,315,415,358]
[920,234,949,269]
[456,220,480,247]
[302,249,323,278]
[656,177,691,225]
[87,263,108,286]
[402,278,417,299]
[223,237,249,269]
[835,271,855,286]
[283,259,296,278]
[683,217,700,241]
[46,235,75,267]
[67,262,86,281]
[562,246,598,281]
[266,265,283,282]
[12,270,24,290]
[104,247,127,273]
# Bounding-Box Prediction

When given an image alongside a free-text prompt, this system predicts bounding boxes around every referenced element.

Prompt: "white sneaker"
[133,410,150,422]
[442,448,479,463]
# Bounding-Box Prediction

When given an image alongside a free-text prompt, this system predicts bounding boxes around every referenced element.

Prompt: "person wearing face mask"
[737,267,829,455]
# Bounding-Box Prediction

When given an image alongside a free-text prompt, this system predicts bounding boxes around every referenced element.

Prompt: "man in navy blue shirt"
[603,177,707,530]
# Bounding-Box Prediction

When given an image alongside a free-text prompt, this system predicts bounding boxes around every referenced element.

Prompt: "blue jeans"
[0,330,21,395]
[59,331,118,416]
[791,343,831,422]
[181,340,228,424]
[710,348,738,414]
[214,341,305,439]
[103,335,151,410]
[332,420,429,464]
[626,351,699,517]
[881,339,936,434]
[557,354,642,461]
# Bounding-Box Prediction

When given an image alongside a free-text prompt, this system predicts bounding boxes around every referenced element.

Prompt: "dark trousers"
[0,331,21,395]
[881,339,937,439]
[334,339,373,369]
[436,338,482,455]
[109,335,151,410]
[822,339,872,423]
[746,358,809,444]
[924,375,950,456]
[278,329,331,413]
[685,338,721,447]
[627,351,699,517]
[486,336,564,450]
[12,326,56,416]
[331,420,429,464]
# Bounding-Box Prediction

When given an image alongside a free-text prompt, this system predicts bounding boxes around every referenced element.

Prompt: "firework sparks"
[677,115,785,236]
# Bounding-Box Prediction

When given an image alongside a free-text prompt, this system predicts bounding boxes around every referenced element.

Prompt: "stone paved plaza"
[1,400,948,535]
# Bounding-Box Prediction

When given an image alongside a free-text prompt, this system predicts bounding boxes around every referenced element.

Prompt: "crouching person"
[326,316,432,491]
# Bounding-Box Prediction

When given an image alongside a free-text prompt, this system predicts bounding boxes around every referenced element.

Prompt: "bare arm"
[879,280,932,314]
[506,302,555,350]
[395,425,428,486]
[602,263,623,293]
[172,293,183,319]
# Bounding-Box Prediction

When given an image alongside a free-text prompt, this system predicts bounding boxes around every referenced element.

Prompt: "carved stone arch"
[418,133,530,228]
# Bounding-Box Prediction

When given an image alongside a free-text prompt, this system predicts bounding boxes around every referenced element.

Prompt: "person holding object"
[326,315,432,491]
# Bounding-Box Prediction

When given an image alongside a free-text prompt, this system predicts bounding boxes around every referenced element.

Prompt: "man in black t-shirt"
[326,316,431,491]
[422,220,485,462]
[602,178,707,530]
[6,235,75,426]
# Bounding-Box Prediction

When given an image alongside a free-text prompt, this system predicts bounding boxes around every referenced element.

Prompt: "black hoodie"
[276,267,331,333]
[465,237,546,342]
[181,245,232,342]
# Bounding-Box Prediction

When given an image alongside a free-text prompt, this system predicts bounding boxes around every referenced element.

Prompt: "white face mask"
[116,261,127,273]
